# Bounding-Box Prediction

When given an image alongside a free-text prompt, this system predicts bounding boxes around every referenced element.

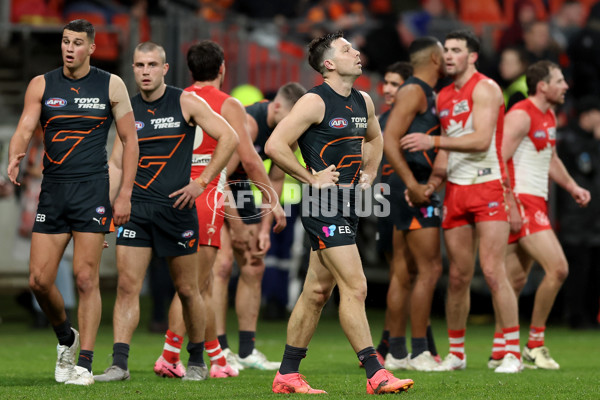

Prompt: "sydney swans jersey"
[246,101,271,160]
[185,85,228,177]
[131,86,196,206]
[40,67,113,181]
[508,99,556,199]
[398,76,440,182]
[298,83,367,188]
[437,72,504,185]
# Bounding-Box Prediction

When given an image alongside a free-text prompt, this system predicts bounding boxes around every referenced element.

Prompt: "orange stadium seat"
[457,0,504,25]
[65,12,119,62]
[112,13,151,44]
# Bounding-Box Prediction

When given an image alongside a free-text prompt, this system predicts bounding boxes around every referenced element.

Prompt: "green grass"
[0,294,599,399]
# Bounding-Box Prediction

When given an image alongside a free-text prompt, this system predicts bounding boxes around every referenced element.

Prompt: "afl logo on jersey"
[533,130,546,139]
[135,121,144,130]
[182,230,194,238]
[45,98,67,108]
[329,118,348,129]
[96,206,106,215]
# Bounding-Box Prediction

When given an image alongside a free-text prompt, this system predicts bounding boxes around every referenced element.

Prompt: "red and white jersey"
[437,72,505,185]
[185,84,229,189]
[507,98,556,200]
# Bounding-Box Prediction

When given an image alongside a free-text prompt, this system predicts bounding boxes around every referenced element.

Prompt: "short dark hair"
[277,82,307,106]
[308,31,344,74]
[63,19,95,42]
[409,36,441,66]
[445,29,480,54]
[526,60,559,95]
[187,40,224,82]
[385,61,413,81]
[134,41,166,63]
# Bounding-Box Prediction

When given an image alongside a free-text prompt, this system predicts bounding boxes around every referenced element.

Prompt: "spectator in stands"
[567,2,600,99]
[498,0,538,52]
[556,96,600,330]
[498,46,529,110]
[403,0,465,42]
[297,0,368,41]
[359,14,410,76]
[519,20,561,65]
[549,0,584,51]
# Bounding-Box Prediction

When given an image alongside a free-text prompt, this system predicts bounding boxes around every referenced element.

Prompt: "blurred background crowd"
[0,0,598,331]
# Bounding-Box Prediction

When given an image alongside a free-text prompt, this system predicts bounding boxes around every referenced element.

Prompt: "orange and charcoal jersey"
[130,86,196,207]
[40,66,113,182]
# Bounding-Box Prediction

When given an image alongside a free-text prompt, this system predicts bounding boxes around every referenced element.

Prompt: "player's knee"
[215,258,233,281]
[511,273,527,293]
[174,281,199,301]
[116,273,142,297]
[551,260,569,284]
[29,274,49,294]
[240,262,265,282]
[306,285,333,309]
[74,270,99,294]
[448,269,471,292]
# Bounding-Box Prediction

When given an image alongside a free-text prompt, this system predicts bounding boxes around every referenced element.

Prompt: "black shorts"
[301,212,359,251]
[229,180,261,225]
[389,175,442,231]
[33,177,113,234]
[116,201,199,258]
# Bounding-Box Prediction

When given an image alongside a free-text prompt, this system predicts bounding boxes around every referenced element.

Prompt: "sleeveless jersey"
[298,83,367,188]
[508,98,556,199]
[131,86,196,206]
[437,71,504,185]
[40,67,113,181]
[246,100,271,160]
[186,85,228,176]
[398,76,440,182]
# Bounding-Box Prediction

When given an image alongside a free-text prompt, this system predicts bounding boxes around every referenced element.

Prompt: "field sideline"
[0,295,599,399]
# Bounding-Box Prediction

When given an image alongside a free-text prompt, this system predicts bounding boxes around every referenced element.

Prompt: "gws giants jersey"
[508,98,556,199]
[437,72,504,185]
[298,83,368,188]
[41,67,113,181]
[131,86,196,206]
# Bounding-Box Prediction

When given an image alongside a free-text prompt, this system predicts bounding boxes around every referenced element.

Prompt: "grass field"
[0,294,599,399]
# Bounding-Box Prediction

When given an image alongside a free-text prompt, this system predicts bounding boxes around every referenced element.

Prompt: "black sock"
[427,325,438,356]
[389,337,408,359]
[187,341,205,367]
[376,330,390,358]
[52,320,74,347]
[279,344,307,375]
[411,337,428,358]
[112,342,130,370]
[238,331,255,358]
[218,334,229,350]
[77,350,93,372]
[357,347,383,379]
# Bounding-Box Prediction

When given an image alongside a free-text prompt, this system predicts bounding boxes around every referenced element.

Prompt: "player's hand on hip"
[170,180,205,210]
[113,194,131,226]
[572,186,591,207]
[311,165,339,188]
[7,153,26,185]
[400,133,433,152]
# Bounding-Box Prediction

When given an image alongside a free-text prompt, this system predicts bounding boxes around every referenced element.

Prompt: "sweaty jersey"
[298,83,367,188]
[131,86,196,206]
[397,76,439,182]
[508,98,556,199]
[437,71,504,185]
[246,100,271,160]
[40,67,113,181]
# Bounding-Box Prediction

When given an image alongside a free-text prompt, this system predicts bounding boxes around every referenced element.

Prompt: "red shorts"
[442,180,509,230]
[193,170,225,249]
[508,193,551,244]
